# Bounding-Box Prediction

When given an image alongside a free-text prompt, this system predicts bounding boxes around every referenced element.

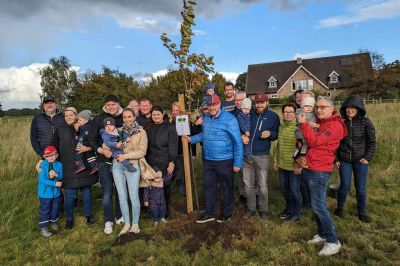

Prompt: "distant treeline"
[2,108,40,117]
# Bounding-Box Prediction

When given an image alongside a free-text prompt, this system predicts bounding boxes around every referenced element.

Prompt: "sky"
[0,0,399,110]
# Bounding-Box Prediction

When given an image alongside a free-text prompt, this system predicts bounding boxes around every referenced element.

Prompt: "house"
[245,53,373,99]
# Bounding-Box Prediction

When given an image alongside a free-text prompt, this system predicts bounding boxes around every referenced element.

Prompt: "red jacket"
[300,112,347,172]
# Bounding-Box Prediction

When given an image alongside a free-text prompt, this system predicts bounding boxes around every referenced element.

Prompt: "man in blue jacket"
[189,95,243,223]
[242,92,279,219]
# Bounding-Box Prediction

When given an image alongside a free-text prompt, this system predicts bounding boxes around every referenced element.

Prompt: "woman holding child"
[51,107,98,229]
[112,108,148,235]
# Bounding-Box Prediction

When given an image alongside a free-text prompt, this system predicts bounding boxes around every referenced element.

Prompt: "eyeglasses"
[234,98,244,102]
[283,111,295,114]
[314,105,332,110]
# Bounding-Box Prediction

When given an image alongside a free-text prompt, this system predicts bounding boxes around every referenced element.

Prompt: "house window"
[292,79,314,91]
[268,77,277,88]
[329,71,339,84]
[271,94,278,98]
[327,92,331,97]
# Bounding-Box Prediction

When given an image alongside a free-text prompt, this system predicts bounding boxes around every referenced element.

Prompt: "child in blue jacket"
[38,146,63,238]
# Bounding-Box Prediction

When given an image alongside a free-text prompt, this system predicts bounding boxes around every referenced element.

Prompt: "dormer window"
[329,71,339,84]
[268,76,277,88]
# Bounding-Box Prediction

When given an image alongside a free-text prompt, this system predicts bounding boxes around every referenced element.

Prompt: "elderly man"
[189,95,243,223]
[299,96,347,256]
[242,92,279,220]
[88,94,123,235]
[221,82,236,113]
[127,99,140,117]
[30,96,65,158]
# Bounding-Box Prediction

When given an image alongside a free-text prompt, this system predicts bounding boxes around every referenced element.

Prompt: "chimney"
[296,57,302,65]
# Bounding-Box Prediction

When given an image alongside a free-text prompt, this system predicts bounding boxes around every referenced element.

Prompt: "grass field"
[0,103,399,265]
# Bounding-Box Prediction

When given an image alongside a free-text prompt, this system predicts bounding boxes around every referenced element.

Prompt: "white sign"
[175,115,190,136]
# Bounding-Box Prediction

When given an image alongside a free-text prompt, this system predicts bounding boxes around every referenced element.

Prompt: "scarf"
[122,120,141,136]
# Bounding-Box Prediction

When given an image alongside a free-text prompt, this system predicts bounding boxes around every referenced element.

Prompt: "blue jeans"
[150,205,167,222]
[303,169,338,244]
[203,159,234,218]
[64,186,92,221]
[337,161,368,215]
[98,162,122,222]
[300,173,311,208]
[279,168,301,217]
[112,161,140,225]
[39,197,61,228]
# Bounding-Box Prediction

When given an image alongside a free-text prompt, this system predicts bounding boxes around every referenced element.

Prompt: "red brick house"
[245,53,373,99]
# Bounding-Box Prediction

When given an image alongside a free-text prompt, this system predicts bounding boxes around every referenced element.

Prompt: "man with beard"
[221,82,236,113]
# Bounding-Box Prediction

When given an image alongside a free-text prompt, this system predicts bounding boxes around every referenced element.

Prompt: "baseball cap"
[43,96,55,103]
[43,146,57,157]
[204,95,220,105]
[255,92,268,102]
[103,117,116,126]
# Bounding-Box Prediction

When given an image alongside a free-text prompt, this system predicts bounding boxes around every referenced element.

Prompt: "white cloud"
[193,29,207,36]
[219,72,240,83]
[317,0,400,28]
[293,50,330,59]
[113,45,124,49]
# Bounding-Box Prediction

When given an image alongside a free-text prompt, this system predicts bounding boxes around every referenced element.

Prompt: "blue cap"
[204,83,216,93]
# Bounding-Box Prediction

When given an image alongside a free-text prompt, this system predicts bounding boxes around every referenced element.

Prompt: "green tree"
[40,56,80,108]
[70,66,140,113]
[211,73,227,97]
[160,0,214,110]
[235,72,247,91]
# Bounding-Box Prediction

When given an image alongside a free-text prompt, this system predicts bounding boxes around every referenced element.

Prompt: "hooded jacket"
[88,105,123,163]
[337,95,376,162]
[300,111,347,172]
[37,160,63,199]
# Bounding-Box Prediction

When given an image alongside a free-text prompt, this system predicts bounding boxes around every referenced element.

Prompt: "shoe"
[359,214,370,223]
[115,217,124,225]
[119,224,131,236]
[40,227,53,238]
[130,224,140,233]
[318,241,341,256]
[334,208,344,218]
[50,223,60,232]
[154,221,159,227]
[104,221,113,235]
[285,216,300,223]
[243,209,256,218]
[160,218,168,224]
[65,219,74,230]
[196,215,215,224]
[308,234,326,244]
[279,210,291,220]
[260,211,268,220]
[86,216,94,225]
[126,163,137,172]
[217,216,231,223]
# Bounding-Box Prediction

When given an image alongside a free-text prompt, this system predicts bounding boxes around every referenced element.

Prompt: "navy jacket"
[30,110,65,157]
[249,108,280,156]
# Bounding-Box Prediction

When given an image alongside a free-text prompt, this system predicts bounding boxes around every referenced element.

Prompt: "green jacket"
[276,119,297,171]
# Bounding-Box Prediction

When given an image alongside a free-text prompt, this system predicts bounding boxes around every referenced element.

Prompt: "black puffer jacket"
[51,123,98,188]
[337,95,376,162]
[145,121,178,170]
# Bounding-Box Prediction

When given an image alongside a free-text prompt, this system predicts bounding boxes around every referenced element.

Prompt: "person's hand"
[116,154,126,162]
[195,116,203,125]
[297,114,307,124]
[260,130,271,139]
[360,158,369,165]
[74,123,80,131]
[126,137,131,143]
[102,149,112,158]
[76,145,91,154]
[167,162,175,175]
[273,161,279,172]
[242,135,249,144]
[116,142,122,148]
[183,135,191,142]
[144,201,149,207]
[36,160,43,173]
[49,170,56,179]
[56,181,62,187]
[233,166,241,172]
[335,161,341,168]
[294,167,302,175]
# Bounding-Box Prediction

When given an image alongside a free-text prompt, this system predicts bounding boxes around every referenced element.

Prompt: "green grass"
[1,103,400,265]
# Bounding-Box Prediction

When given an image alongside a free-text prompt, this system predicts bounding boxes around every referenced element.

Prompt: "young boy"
[74,110,98,174]
[203,83,216,96]
[100,117,136,172]
[294,97,318,168]
[38,146,63,238]
[237,98,252,163]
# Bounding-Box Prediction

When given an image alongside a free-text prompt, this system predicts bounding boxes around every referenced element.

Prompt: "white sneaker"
[104,221,113,235]
[318,241,341,256]
[308,234,326,244]
[160,218,168,224]
[118,224,131,236]
[115,217,124,225]
[130,224,140,234]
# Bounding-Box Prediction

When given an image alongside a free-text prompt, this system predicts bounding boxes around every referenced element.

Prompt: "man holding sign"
[188,95,243,223]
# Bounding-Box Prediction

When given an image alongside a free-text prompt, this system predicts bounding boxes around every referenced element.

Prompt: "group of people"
[30,82,376,257]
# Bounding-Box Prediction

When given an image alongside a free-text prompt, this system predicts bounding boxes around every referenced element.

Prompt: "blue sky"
[0,0,399,109]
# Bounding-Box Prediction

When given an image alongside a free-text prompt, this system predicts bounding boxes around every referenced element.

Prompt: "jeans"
[243,155,269,212]
[98,162,122,222]
[337,161,368,215]
[112,161,140,225]
[64,186,92,221]
[279,168,301,217]
[203,159,234,218]
[39,197,61,228]
[303,169,338,244]
[300,173,311,208]
[150,205,167,222]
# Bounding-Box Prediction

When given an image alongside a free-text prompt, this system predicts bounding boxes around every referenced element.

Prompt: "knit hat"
[204,83,216,93]
[301,97,316,108]
[64,107,77,115]
[78,110,92,121]
[104,94,120,103]
[43,146,57,157]
[241,98,252,110]
[103,117,116,126]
